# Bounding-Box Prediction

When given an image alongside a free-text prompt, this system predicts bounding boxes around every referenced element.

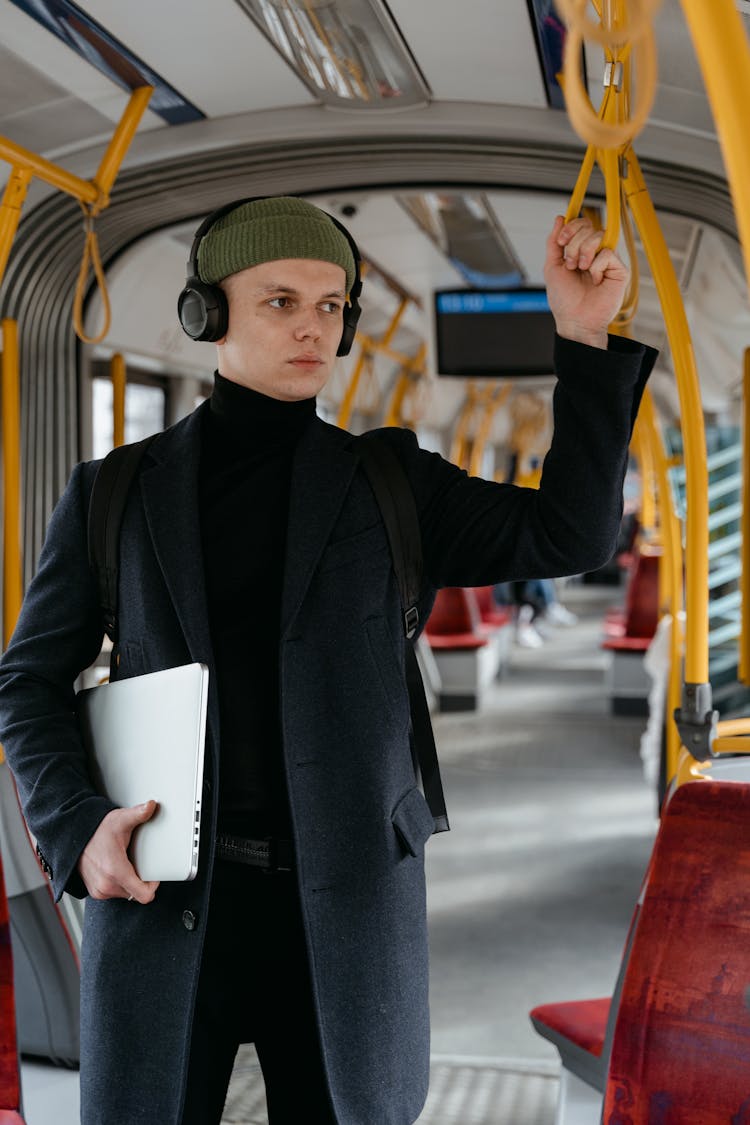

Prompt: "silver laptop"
[77,662,209,882]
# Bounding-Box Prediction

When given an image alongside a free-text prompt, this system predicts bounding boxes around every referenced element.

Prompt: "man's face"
[216,258,348,401]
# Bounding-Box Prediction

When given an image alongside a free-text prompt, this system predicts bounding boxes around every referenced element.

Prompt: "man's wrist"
[556,327,609,350]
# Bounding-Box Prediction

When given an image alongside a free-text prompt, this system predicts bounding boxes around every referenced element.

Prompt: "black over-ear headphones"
[177,196,363,357]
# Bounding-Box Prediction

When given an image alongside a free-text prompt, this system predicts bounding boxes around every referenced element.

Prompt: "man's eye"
[321,302,342,314]
[268,297,291,309]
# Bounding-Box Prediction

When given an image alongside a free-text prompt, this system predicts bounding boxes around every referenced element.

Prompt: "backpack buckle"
[404,606,419,639]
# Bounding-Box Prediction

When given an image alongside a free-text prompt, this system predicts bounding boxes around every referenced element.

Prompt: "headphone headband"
[177,196,363,355]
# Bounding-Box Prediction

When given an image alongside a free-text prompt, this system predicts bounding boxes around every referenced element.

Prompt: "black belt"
[215,834,294,872]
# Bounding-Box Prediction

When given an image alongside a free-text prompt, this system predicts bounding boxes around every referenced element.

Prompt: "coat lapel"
[281,417,359,638]
[139,404,213,665]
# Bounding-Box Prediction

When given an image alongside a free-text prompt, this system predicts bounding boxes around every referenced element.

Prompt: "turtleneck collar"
[206,370,317,449]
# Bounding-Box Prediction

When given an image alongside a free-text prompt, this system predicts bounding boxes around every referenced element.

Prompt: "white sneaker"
[545,602,578,626]
[516,622,544,648]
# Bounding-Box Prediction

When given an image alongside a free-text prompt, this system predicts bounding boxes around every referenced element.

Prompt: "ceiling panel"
[78,0,315,116]
[0,0,164,139]
[386,0,547,107]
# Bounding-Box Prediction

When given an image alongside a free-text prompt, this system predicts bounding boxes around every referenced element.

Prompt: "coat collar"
[138,403,213,665]
[281,416,359,638]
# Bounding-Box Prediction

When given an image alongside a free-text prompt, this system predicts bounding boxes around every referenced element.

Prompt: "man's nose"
[293,307,322,340]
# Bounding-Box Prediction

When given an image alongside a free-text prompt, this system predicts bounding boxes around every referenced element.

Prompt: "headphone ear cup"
[178,280,229,342]
[337,301,362,357]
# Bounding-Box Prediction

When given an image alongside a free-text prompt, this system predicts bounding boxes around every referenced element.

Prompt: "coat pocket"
[392,787,435,858]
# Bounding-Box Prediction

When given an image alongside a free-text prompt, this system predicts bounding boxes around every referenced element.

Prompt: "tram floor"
[19,583,656,1124]
[218,582,657,1124]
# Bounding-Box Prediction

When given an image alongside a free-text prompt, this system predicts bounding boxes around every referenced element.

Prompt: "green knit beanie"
[197,196,356,294]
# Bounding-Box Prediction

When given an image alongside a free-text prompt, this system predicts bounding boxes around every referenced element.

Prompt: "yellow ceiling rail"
[1,319,22,657]
[0,85,153,339]
[111,352,127,449]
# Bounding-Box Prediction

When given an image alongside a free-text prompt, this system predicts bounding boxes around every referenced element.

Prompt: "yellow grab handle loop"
[562,20,658,150]
[73,203,111,345]
[555,0,662,49]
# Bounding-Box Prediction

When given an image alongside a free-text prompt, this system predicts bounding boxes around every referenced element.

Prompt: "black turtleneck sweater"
[199,373,317,837]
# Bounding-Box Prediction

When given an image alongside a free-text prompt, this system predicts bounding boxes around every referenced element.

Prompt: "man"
[0,196,655,1124]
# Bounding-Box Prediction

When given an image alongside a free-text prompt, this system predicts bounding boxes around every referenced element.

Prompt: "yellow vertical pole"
[0,168,32,285]
[111,352,126,448]
[337,348,369,430]
[679,0,750,299]
[639,387,684,782]
[1,319,23,651]
[741,349,750,684]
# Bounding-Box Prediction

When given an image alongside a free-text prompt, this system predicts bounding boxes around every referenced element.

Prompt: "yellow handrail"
[638,386,685,781]
[0,86,153,342]
[622,148,709,686]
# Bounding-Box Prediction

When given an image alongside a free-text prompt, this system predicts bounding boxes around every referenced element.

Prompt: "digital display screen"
[434,289,556,377]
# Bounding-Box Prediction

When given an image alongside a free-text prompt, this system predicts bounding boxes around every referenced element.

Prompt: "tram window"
[92,375,167,459]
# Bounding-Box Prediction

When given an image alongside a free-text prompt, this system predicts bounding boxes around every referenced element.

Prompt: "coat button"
[182,910,197,931]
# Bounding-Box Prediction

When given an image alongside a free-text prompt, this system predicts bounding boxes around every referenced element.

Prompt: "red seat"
[603,780,750,1122]
[425,588,488,650]
[533,781,750,1119]
[603,546,660,652]
[472,586,512,628]
[0,848,24,1121]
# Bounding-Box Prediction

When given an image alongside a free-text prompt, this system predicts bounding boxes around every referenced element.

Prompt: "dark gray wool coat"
[0,334,654,1124]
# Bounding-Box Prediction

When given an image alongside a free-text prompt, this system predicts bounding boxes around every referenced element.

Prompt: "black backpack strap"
[87,434,157,642]
[357,435,449,833]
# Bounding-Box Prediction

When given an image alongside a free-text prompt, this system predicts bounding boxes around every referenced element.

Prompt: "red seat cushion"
[530,997,610,1057]
[602,635,651,653]
[427,632,488,650]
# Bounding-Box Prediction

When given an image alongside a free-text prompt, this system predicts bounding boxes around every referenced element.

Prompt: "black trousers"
[181,859,336,1124]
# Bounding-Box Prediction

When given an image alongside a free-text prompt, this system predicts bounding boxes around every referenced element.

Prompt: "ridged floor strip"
[221,1046,559,1124]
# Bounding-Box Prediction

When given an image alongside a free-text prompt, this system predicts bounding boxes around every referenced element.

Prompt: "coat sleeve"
[378,333,656,588]
[0,461,114,901]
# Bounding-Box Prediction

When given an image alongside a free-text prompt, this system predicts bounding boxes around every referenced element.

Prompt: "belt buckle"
[267,836,292,873]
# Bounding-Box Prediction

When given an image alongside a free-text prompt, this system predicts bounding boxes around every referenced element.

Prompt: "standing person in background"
[0,197,655,1124]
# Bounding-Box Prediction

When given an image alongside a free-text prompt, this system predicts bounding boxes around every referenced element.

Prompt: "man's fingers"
[122,878,160,905]
[589,247,629,287]
[117,799,159,832]
[544,215,567,269]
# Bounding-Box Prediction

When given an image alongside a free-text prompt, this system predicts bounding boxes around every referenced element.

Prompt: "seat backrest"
[603,780,750,1123]
[425,587,481,637]
[0,848,22,1115]
[623,547,660,639]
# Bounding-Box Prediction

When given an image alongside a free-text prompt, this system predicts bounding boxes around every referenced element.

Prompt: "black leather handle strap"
[358,434,449,833]
[87,434,157,641]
